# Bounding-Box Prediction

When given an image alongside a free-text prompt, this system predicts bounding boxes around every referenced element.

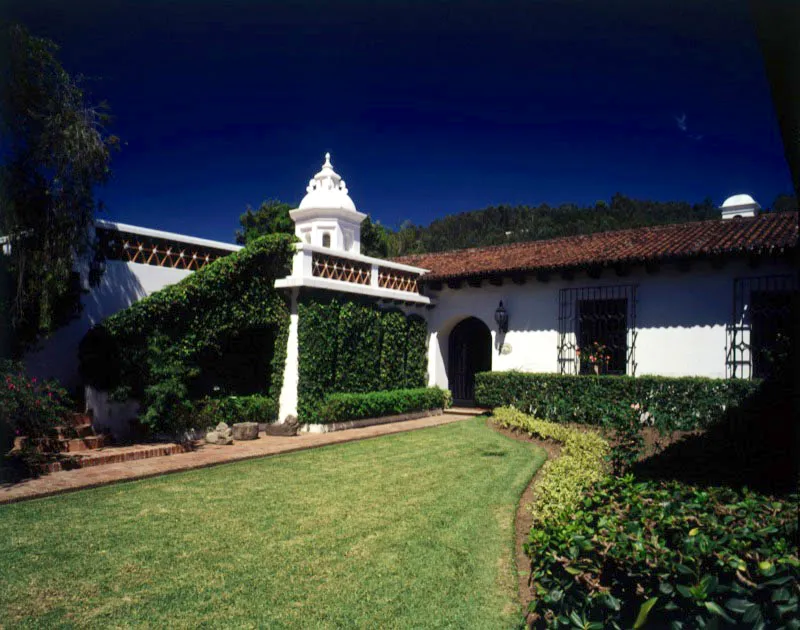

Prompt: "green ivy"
[476,371,761,432]
[297,294,428,423]
[78,234,295,433]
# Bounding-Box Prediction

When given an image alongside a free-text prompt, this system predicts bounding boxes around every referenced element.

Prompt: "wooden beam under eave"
[467,278,482,288]
[710,256,728,270]
[489,275,503,286]
[427,280,443,291]
[587,265,603,279]
[645,261,660,275]
[676,259,692,273]
[614,263,630,277]
[560,269,574,281]
[447,278,464,290]
[535,270,550,283]
[747,253,763,269]
[511,273,526,285]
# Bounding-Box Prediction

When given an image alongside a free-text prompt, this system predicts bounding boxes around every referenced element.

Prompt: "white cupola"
[290,153,367,254]
[720,194,760,220]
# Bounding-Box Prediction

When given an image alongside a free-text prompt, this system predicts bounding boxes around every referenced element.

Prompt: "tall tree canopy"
[235,200,294,245]
[0,24,118,355]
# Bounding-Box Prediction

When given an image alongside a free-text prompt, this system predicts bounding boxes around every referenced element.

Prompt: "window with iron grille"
[558,285,638,375]
[727,275,797,379]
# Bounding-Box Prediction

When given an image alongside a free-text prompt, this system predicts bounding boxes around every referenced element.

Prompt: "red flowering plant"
[576,341,612,374]
[0,360,71,447]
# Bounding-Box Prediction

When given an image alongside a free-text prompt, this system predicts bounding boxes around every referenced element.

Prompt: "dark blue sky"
[5,0,793,243]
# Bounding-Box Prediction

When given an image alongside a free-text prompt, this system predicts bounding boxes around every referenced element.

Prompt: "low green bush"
[195,395,277,428]
[477,371,760,432]
[527,474,800,629]
[492,407,609,527]
[314,387,451,424]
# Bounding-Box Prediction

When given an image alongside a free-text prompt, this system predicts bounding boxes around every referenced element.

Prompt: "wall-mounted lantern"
[494,301,508,333]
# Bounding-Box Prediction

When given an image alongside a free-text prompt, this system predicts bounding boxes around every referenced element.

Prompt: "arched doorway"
[448,317,492,405]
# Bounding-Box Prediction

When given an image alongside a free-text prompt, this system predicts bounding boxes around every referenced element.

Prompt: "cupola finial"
[323,152,332,168]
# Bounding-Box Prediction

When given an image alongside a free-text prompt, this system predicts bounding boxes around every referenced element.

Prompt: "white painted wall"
[423,259,794,391]
[24,261,192,390]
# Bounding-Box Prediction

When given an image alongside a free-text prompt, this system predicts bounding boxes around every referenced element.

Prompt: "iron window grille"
[558,285,638,376]
[726,275,797,379]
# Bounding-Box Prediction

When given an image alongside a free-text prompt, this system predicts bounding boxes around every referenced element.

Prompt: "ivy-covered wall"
[297,293,428,423]
[79,234,295,431]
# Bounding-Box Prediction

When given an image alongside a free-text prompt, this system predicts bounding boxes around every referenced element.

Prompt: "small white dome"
[721,194,758,208]
[297,153,357,213]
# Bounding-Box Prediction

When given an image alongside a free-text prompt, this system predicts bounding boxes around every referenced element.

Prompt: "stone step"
[66,412,93,427]
[445,406,490,417]
[54,424,95,439]
[59,435,109,452]
[37,442,192,473]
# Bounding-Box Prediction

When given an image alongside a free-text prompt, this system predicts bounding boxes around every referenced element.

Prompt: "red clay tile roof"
[395,212,798,281]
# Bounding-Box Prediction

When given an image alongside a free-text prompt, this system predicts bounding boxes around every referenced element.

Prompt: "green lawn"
[0,417,545,628]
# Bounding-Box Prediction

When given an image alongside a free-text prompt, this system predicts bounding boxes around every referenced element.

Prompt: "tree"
[0,24,118,355]
[235,200,294,245]
[771,194,798,213]
[360,215,392,258]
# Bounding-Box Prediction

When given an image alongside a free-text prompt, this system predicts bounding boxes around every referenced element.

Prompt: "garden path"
[1,412,471,505]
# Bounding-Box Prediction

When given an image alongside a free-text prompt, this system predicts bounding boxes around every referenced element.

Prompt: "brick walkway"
[0,412,471,505]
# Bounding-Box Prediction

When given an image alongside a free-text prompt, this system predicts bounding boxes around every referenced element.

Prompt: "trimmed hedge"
[315,387,451,424]
[297,294,428,423]
[528,474,800,629]
[492,406,609,526]
[494,407,800,629]
[79,234,294,433]
[477,371,760,432]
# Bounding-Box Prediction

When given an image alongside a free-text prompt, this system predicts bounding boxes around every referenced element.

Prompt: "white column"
[370,263,380,287]
[277,288,300,422]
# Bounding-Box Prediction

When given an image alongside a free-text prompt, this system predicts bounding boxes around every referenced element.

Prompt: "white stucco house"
[22,153,799,425]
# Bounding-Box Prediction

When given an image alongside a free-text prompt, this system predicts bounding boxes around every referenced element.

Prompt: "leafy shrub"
[0,360,72,447]
[527,474,800,629]
[79,234,294,433]
[476,372,760,432]
[194,395,277,428]
[314,387,451,424]
[297,294,429,422]
[492,407,608,527]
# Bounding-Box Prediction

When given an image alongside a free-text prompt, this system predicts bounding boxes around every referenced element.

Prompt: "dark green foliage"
[405,315,428,387]
[194,395,277,428]
[139,335,197,435]
[526,474,799,629]
[318,387,451,423]
[382,194,720,256]
[378,310,408,391]
[335,301,381,393]
[0,360,71,448]
[235,200,294,245]
[79,234,294,433]
[475,372,760,431]
[297,294,429,423]
[1,24,119,352]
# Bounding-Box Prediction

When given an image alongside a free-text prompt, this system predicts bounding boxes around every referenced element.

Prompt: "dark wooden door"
[449,317,491,404]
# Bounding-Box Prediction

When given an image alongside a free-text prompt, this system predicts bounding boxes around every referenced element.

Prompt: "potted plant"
[576,341,611,375]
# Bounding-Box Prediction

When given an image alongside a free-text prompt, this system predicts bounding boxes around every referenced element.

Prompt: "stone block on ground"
[207,422,233,445]
[232,422,259,441]
[264,415,299,437]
